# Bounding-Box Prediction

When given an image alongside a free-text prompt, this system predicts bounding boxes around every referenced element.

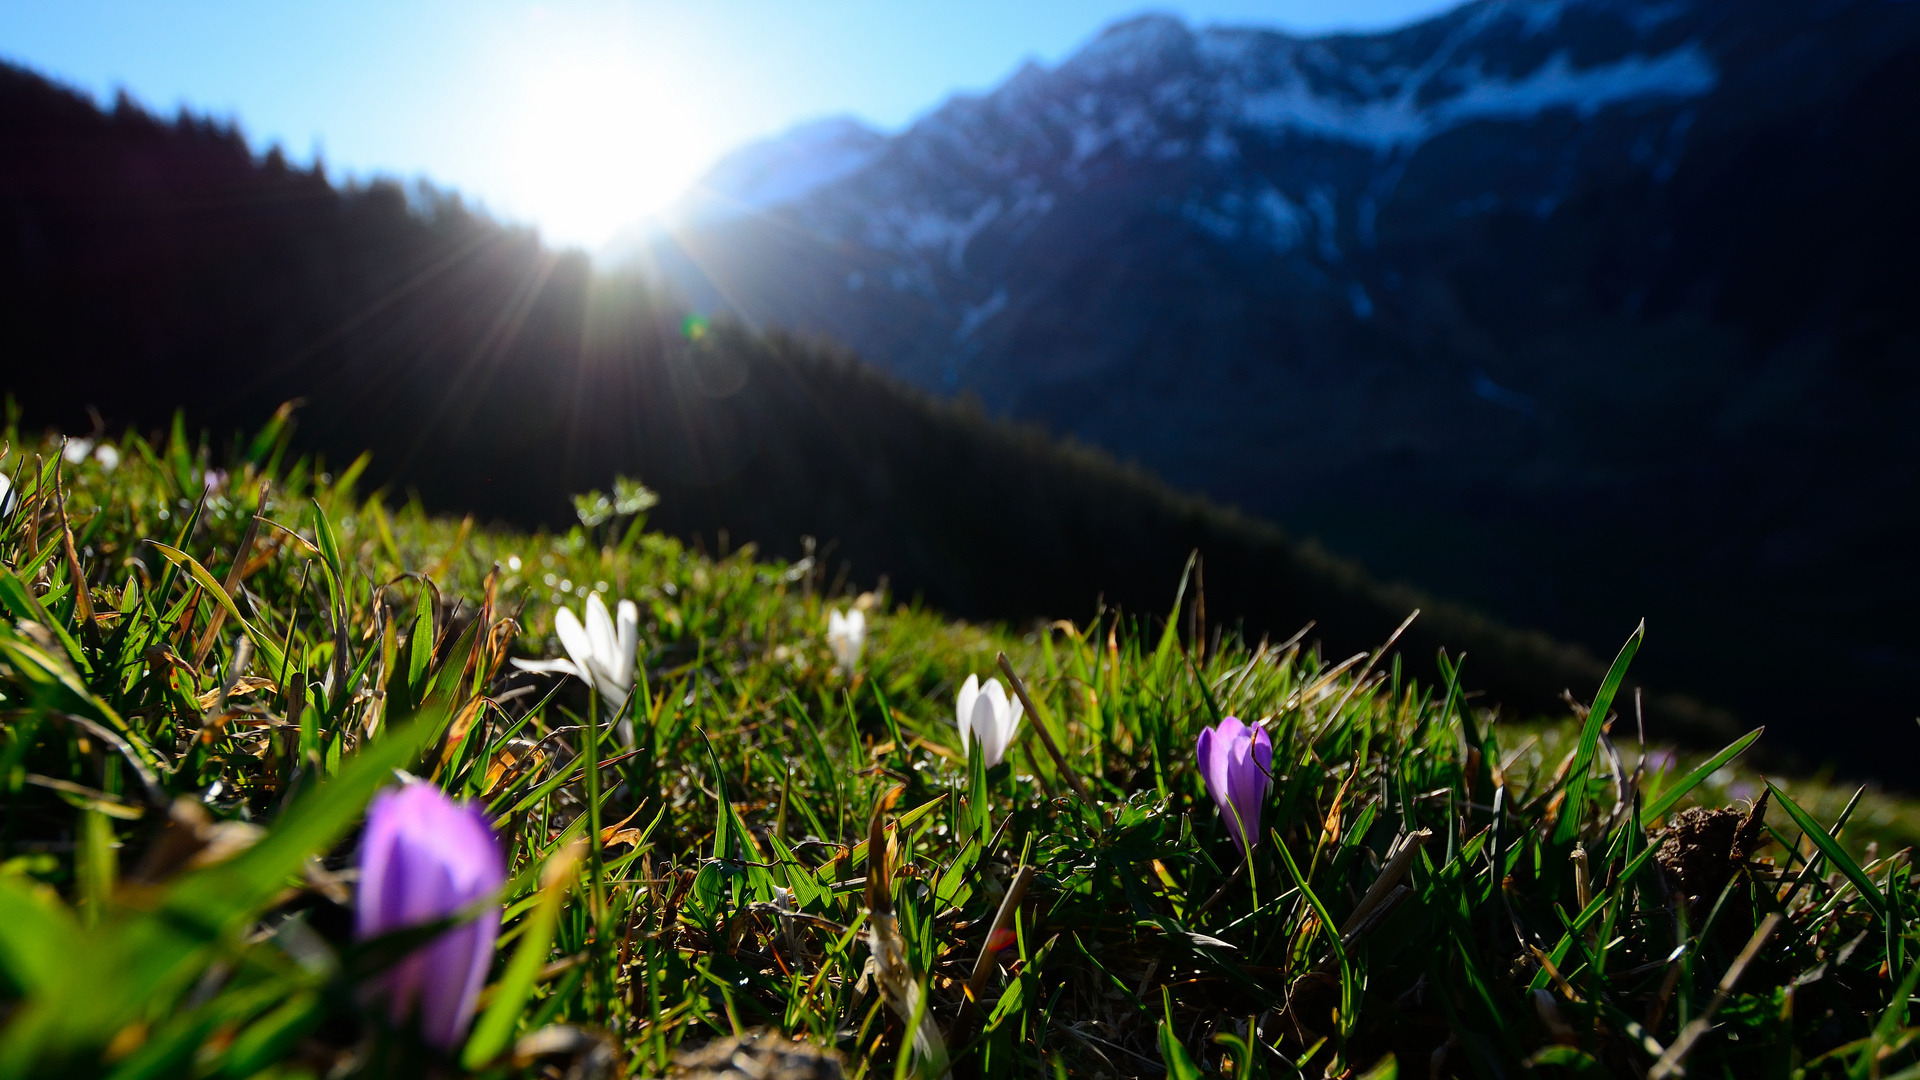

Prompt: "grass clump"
[0,414,1916,1079]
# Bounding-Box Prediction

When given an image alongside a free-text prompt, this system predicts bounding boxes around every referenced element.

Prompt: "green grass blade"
[1644,727,1764,820]
[160,710,441,939]
[1553,620,1643,845]
[1767,779,1886,918]
[463,848,579,1068]
[1157,987,1205,1080]
[143,541,287,674]
[0,877,86,995]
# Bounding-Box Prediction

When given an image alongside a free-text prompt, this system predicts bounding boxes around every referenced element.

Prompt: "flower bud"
[356,783,505,1050]
[1195,717,1272,853]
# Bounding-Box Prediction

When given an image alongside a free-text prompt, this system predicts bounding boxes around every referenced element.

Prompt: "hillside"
[0,58,1757,754]
[0,420,1915,1077]
[622,0,1920,774]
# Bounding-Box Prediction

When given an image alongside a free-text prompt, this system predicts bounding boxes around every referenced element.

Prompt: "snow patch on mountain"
[610,0,1737,324]
[1182,185,1309,252]
[858,198,1004,271]
[1233,44,1717,149]
[1256,188,1306,250]
[954,288,1009,342]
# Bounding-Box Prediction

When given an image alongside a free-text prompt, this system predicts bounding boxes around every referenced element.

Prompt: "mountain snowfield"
[620,0,1729,344]
[612,0,1887,409]
[611,0,1920,767]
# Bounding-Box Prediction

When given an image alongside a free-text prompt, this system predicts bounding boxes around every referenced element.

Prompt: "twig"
[1191,859,1249,920]
[1648,913,1783,1079]
[996,652,1094,810]
[1271,651,1368,718]
[1341,829,1432,937]
[52,451,95,633]
[1317,885,1411,978]
[1315,610,1419,727]
[949,864,1036,1049]
[47,710,169,807]
[192,489,268,668]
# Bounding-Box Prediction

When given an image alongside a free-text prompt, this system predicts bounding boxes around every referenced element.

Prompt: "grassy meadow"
[1,413,1917,1079]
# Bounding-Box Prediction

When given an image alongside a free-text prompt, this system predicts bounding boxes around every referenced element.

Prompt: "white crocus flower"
[513,593,640,742]
[955,674,1023,767]
[826,607,866,672]
[93,444,120,472]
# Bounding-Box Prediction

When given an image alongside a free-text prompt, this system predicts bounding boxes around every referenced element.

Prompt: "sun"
[497,52,715,251]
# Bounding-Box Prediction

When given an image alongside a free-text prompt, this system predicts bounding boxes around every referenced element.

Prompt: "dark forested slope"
[0,57,1753,761]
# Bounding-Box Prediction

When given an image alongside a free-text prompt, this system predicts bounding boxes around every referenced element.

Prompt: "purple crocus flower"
[357,782,506,1050]
[1196,716,1273,853]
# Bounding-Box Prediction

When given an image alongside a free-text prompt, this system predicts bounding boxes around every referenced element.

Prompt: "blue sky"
[0,1,1460,249]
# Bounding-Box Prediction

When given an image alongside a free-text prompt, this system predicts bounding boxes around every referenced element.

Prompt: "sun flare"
[497,52,715,250]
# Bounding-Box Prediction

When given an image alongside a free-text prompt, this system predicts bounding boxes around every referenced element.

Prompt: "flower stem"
[584,691,605,922]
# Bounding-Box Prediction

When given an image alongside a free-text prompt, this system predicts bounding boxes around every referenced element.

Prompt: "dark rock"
[1655,791,1767,905]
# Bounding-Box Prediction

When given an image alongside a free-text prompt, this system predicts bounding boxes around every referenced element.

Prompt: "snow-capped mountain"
[618,0,1920,728]
[628,0,1910,406]
[669,115,887,227]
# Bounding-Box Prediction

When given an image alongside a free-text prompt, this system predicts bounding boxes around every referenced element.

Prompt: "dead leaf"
[483,742,546,795]
[598,803,646,848]
[194,676,277,710]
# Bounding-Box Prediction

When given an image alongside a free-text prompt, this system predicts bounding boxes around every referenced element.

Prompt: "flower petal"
[553,606,593,676]
[973,690,1004,766]
[1220,720,1268,852]
[1250,724,1273,793]
[509,657,579,676]
[356,788,407,939]
[955,674,981,753]
[1208,718,1245,820]
[613,600,640,685]
[585,594,616,667]
[417,912,496,1048]
[1195,726,1222,821]
[585,657,630,712]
